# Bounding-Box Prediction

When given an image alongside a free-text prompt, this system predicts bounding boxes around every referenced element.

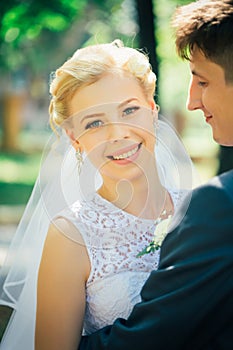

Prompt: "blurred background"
[1,0,233,266]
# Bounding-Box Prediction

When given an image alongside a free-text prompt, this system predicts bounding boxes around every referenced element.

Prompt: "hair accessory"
[112,39,123,48]
[126,55,150,78]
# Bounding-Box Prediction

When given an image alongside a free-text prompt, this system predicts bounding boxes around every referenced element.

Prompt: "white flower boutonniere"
[137,215,172,258]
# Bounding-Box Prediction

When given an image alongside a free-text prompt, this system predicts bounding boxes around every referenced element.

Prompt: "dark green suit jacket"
[79,170,233,350]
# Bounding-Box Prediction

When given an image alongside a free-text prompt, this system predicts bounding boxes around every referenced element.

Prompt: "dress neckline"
[91,191,174,224]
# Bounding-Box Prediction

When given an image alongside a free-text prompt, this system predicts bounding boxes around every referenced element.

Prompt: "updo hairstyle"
[49,39,157,130]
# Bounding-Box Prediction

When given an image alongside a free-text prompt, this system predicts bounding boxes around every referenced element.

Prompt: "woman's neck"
[98,166,173,220]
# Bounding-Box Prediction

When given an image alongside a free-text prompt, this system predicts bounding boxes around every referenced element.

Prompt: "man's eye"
[85,120,103,129]
[122,106,140,116]
[198,81,207,87]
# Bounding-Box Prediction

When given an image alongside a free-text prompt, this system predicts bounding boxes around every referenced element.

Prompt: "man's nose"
[186,80,203,111]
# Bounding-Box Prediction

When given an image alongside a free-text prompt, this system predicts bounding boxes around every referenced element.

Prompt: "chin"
[214,136,233,146]
[212,127,233,146]
[220,141,233,146]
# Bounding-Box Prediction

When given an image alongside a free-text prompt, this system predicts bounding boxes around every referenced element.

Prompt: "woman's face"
[67,73,157,182]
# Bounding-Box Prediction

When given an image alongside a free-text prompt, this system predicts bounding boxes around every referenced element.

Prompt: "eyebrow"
[191,69,207,80]
[80,98,140,124]
[80,113,104,124]
[118,97,139,109]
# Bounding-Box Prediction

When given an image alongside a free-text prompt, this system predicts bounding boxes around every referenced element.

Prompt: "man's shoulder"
[213,169,233,196]
[209,169,233,186]
[172,170,233,229]
[195,169,233,202]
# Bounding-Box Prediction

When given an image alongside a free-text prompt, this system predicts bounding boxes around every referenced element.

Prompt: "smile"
[205,115,213,123]
[107,143,142,160]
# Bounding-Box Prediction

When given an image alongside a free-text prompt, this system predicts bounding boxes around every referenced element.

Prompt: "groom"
[79,0,233,349]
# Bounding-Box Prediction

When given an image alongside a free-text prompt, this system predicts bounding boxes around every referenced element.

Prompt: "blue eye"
[85,120,103,130]
[122,106,140,116]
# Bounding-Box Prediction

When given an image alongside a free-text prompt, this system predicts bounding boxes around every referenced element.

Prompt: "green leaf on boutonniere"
[136,216,172,258]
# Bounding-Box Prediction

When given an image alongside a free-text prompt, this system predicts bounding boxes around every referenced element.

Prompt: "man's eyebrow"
[191,69,207,80]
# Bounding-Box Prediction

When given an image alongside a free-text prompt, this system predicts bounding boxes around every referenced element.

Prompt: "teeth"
[113,145,139,160]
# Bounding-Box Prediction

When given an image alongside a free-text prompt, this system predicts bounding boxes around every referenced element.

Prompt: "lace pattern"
[59,189,184,334]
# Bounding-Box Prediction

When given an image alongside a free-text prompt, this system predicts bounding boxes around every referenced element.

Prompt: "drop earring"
[152,109,159,144]
[75,149,83,175]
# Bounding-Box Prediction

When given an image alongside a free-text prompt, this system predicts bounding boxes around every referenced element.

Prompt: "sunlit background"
[0,0,232,266]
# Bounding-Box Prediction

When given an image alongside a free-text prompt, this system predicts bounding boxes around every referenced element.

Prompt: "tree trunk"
[1,93,25,152]
[135,0,159,79]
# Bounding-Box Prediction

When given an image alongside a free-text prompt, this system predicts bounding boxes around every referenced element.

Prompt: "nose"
[108,122,130,142]
[186,78,203,111]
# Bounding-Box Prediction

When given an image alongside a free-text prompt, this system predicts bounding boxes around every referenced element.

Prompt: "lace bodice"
[59,190,184,335]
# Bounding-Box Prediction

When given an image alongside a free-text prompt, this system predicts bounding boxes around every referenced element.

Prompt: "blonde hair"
[49,39,156,130]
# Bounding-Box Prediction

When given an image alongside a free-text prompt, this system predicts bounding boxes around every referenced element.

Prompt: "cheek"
[79,130,105,151]
[138,119,155,143]
[202,87,223,113]
[202,89,215,112]
[135,113,155,134]
[80,136,107,167]
[223,88,233,117]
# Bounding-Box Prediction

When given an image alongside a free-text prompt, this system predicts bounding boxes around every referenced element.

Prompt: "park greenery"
[0,1,231,342]
[0,0,219,207]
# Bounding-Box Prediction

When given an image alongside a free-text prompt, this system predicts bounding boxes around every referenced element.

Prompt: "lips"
[205,115,213,123]
[107,143,142,160]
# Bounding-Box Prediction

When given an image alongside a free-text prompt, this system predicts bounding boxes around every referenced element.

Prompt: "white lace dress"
[59,190,183,335]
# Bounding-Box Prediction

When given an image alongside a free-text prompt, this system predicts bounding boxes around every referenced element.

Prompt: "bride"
[0,40,196,349]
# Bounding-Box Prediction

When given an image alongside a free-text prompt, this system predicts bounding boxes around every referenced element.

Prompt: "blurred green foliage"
[0,0,126,72]
[0,0,87,70]
[0,152,40,184]
[0,151,41,204]
[0,0,219,209]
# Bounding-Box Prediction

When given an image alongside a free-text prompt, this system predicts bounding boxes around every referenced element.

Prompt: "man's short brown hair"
[172,0,233,83]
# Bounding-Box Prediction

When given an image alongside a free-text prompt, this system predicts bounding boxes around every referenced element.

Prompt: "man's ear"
[65,129,81,151]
